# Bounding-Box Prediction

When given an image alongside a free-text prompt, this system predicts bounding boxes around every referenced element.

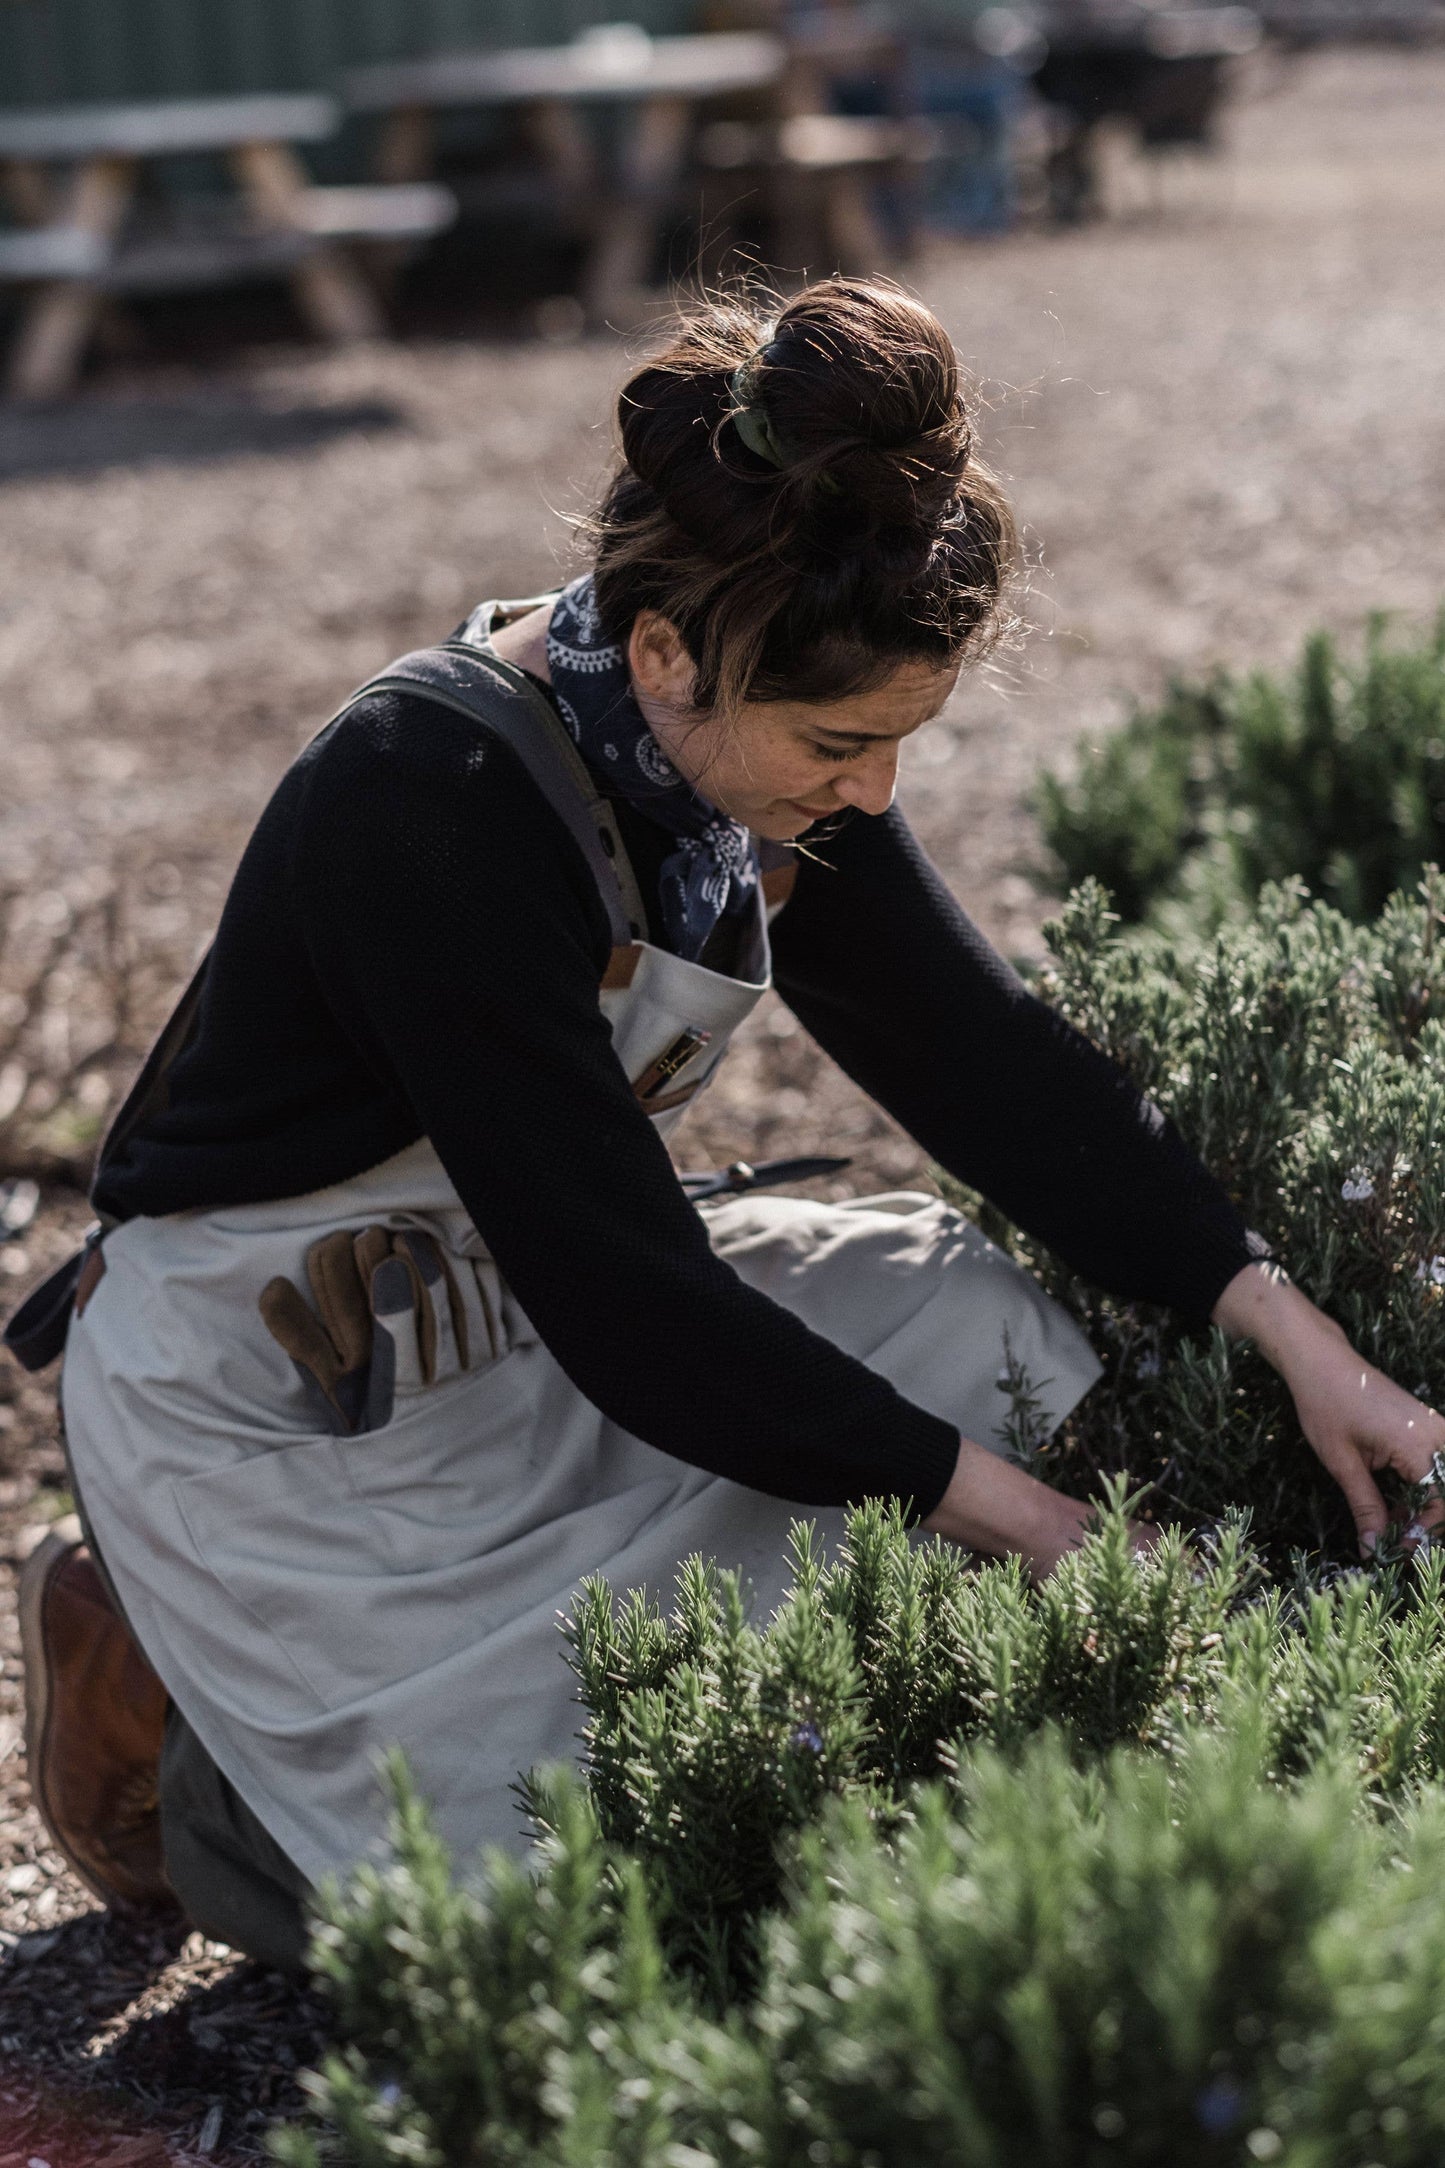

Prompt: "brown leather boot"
[19,1516,178,1913]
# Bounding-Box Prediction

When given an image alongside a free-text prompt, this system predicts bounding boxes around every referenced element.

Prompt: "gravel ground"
[1,46,1443,2159]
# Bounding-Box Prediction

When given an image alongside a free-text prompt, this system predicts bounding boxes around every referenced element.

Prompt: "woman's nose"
[833,743,900,817]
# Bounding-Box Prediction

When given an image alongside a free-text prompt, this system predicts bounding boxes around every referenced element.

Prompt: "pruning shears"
[679,1155,852,1201]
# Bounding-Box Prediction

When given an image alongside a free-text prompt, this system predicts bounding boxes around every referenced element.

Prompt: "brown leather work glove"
[259,1225,471,1435]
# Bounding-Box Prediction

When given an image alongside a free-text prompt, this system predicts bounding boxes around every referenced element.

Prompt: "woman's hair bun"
[591,277,1014,711]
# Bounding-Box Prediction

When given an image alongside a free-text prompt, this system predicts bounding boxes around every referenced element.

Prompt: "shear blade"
[680,1154,852,1199]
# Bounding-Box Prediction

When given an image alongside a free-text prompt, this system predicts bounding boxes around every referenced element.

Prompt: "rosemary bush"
[965,872,1445,1565]
[277,1507,1445,2168]
[547,1490,1445,1996]
[277,868,1445,2165]
[1037,614,1445,929]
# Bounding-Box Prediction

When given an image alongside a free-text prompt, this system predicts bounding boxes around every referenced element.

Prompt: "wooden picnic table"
[0,92,454,399]
[345,29,785,325]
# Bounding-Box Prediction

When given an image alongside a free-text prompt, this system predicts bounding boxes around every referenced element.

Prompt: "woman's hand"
[921,1435,1159,1583]
[1213,1262,1445,1556]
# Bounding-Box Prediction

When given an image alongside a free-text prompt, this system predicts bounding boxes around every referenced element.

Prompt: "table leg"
[1,158,55,228]
[823,168,889,275]
[230,139,383,344]
[375,104,435,185]
[528,97,595,202]
[362,105,440,294]
[582,94,691,328]
[7,155,133,401]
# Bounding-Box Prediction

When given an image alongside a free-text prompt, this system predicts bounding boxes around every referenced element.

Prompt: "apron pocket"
[172,1351,545,1712]
[174,1434,396,1713]
[343,1343,542,1569]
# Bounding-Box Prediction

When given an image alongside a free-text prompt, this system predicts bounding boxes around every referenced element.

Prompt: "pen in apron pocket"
[634,1026,711,1104]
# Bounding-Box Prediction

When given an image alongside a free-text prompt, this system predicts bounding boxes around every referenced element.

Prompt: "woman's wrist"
[920,1435,1090,1575]
[1211,1259,1346,1385]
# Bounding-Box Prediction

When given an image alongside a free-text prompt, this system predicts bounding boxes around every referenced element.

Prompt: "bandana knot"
[545,576,759,961]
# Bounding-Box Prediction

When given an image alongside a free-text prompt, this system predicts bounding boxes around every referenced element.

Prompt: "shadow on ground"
[0,1905,325,2162]
[0,392,405,483]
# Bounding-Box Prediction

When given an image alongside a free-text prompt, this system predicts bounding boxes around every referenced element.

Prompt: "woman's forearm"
[1210,1259,1348,1381]
[920,1436,1096,1580]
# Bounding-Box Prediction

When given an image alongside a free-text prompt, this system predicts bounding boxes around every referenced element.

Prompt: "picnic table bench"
[0,93,455,398]
[693,5,930,274]
[344,28,785,325]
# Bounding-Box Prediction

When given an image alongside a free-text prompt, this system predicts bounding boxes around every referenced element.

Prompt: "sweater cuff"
[1179,1218,1275,1329]
[848,1404,960,1528]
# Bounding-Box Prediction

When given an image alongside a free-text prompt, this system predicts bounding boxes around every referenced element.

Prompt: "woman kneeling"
[19,279,1442,1972]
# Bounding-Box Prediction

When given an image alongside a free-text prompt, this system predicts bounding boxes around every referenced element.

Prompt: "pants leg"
[703,1190,1102,1451]
[59,1412,312,1972]
[159,1704,312,1977]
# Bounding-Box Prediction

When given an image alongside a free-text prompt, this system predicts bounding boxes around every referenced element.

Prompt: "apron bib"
[59,614,1103,1888]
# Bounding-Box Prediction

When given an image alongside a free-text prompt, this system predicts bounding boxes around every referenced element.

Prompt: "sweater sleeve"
[770,807,1259,1323]
[288,699,961,1520]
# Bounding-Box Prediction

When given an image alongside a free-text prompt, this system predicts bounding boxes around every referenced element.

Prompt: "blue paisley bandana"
[545,575,759,962]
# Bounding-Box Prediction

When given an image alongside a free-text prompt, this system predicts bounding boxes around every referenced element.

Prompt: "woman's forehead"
[767,660,961,740]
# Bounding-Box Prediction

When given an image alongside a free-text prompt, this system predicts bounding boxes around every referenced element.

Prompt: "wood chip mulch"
[1,1198,328,2168]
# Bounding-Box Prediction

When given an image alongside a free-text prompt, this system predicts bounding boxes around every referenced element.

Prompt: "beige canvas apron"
[59,625,1102,1889]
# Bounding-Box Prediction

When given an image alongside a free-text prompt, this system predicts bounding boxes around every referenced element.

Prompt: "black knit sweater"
[96,687,1257,1521]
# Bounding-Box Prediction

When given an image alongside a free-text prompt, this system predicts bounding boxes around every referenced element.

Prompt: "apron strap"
[350,643,650,952]
[2,636,651,1370]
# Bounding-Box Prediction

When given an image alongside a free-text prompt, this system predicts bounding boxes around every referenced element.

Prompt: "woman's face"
[628,612,960,842]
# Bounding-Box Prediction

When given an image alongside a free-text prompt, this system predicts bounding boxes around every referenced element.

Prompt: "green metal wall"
[0,0,699,108]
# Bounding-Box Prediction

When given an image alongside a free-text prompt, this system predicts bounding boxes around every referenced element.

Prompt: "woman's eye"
[809,741,866,764]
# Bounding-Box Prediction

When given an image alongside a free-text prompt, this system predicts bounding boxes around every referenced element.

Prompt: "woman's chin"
[753,802,823,841]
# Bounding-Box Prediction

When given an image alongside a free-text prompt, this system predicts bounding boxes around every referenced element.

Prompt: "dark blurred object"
[1029,2,1260,218]
[893,5,1044,232]
[890,0,1261,223]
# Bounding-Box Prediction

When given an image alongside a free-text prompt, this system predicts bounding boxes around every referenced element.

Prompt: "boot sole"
[17,1515,157,1912]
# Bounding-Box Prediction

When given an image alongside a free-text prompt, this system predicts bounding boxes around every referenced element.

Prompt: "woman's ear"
[628,611,698,712]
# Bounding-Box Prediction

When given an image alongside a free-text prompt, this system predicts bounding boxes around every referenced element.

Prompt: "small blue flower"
[1194,2078,1244,2135]
[789,1722,825,1755]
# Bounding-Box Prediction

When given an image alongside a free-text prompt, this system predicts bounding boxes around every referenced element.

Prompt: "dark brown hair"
[587,278,1015,713]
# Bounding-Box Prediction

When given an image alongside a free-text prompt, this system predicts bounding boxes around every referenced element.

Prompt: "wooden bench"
[0,225,107,283]
[696,111,936,274]
[0,94,456,398]
[691,5,933,275]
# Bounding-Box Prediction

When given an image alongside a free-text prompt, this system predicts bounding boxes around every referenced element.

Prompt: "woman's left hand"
[1213,1262,1445,1557]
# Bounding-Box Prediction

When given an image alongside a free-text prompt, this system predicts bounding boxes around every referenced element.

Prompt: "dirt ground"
[1,46,1443,2161]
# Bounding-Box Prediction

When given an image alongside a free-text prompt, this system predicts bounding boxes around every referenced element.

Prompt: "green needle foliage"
[1037,613,1445,929]
[939,870,1445,1567]
[276,865,1445,2165]
[276,1511,1445,2168]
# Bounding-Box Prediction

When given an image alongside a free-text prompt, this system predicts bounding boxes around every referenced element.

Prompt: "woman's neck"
[489,603,553,683]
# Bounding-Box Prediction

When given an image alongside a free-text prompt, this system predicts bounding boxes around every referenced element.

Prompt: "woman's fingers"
[1311,1433,1392,1557]
[1353,1384,1445,1538]
[1215,1271,1445,1550]
[1301,1375,1445,1553]
[1281,1327,1445,1553]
